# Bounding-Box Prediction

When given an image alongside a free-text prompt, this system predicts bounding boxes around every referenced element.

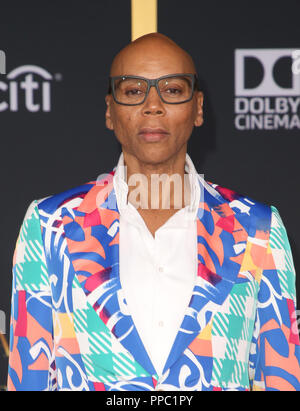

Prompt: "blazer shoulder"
[205,179,273,233]
[35,179,98,216]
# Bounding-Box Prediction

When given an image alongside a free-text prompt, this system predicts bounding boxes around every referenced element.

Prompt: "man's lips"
[138,127,170,142]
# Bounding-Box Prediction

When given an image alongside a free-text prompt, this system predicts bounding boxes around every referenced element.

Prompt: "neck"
[122,148,191,211]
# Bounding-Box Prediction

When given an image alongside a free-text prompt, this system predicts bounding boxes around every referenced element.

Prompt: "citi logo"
[0,65,60,112]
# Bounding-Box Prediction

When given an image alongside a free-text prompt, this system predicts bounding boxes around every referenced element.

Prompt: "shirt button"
[158,266,164,273]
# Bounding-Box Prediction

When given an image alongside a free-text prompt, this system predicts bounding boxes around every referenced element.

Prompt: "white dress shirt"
[113,152,200,377]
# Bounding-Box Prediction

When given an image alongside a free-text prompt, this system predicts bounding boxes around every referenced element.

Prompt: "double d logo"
[235,49,300,96]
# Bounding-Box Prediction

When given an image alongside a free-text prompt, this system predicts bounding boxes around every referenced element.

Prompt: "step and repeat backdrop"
[1,0,299,389]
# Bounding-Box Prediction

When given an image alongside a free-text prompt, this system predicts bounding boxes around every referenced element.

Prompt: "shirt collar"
[113,152,200,222]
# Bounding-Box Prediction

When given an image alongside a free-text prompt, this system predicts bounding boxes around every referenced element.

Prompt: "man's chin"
[136,150,173,166]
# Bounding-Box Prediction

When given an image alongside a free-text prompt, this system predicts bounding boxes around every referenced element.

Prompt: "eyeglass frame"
[107,73,200,106]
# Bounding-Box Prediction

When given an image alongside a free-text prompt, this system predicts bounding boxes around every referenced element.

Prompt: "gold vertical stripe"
[0,334,9,357]
[131,0,157,41]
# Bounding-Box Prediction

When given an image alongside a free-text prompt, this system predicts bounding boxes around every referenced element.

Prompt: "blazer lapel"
[162,177,250,374]
[62,172,157,377]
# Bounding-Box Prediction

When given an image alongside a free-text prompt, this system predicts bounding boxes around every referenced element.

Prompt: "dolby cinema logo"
[234,49,300,130]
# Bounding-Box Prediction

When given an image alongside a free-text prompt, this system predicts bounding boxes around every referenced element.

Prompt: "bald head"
[109,33,197,77]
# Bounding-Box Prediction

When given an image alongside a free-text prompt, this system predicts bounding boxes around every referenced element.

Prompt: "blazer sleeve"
[7,200,56,391]
[249,205,300,391]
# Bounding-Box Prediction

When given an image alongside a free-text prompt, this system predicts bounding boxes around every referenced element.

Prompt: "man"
[7,33,300,391]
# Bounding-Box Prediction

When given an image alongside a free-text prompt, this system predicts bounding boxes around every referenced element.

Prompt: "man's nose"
[142,85,166,115]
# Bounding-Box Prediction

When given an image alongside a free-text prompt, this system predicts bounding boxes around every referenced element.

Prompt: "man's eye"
[165,87,182,94]
[125,88,143,96]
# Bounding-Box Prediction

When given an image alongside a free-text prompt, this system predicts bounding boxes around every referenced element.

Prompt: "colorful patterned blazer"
[7,170,300,391]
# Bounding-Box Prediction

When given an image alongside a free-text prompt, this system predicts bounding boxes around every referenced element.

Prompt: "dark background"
[0,0,299,388]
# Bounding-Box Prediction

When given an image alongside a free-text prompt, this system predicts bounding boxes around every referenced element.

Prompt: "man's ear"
[105,94,114,130]
[194,91,204,127]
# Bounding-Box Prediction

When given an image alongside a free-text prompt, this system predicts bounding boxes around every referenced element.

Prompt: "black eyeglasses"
[108,73,199,106]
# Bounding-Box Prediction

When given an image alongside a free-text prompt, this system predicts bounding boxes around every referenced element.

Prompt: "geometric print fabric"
[211,280,259,389]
